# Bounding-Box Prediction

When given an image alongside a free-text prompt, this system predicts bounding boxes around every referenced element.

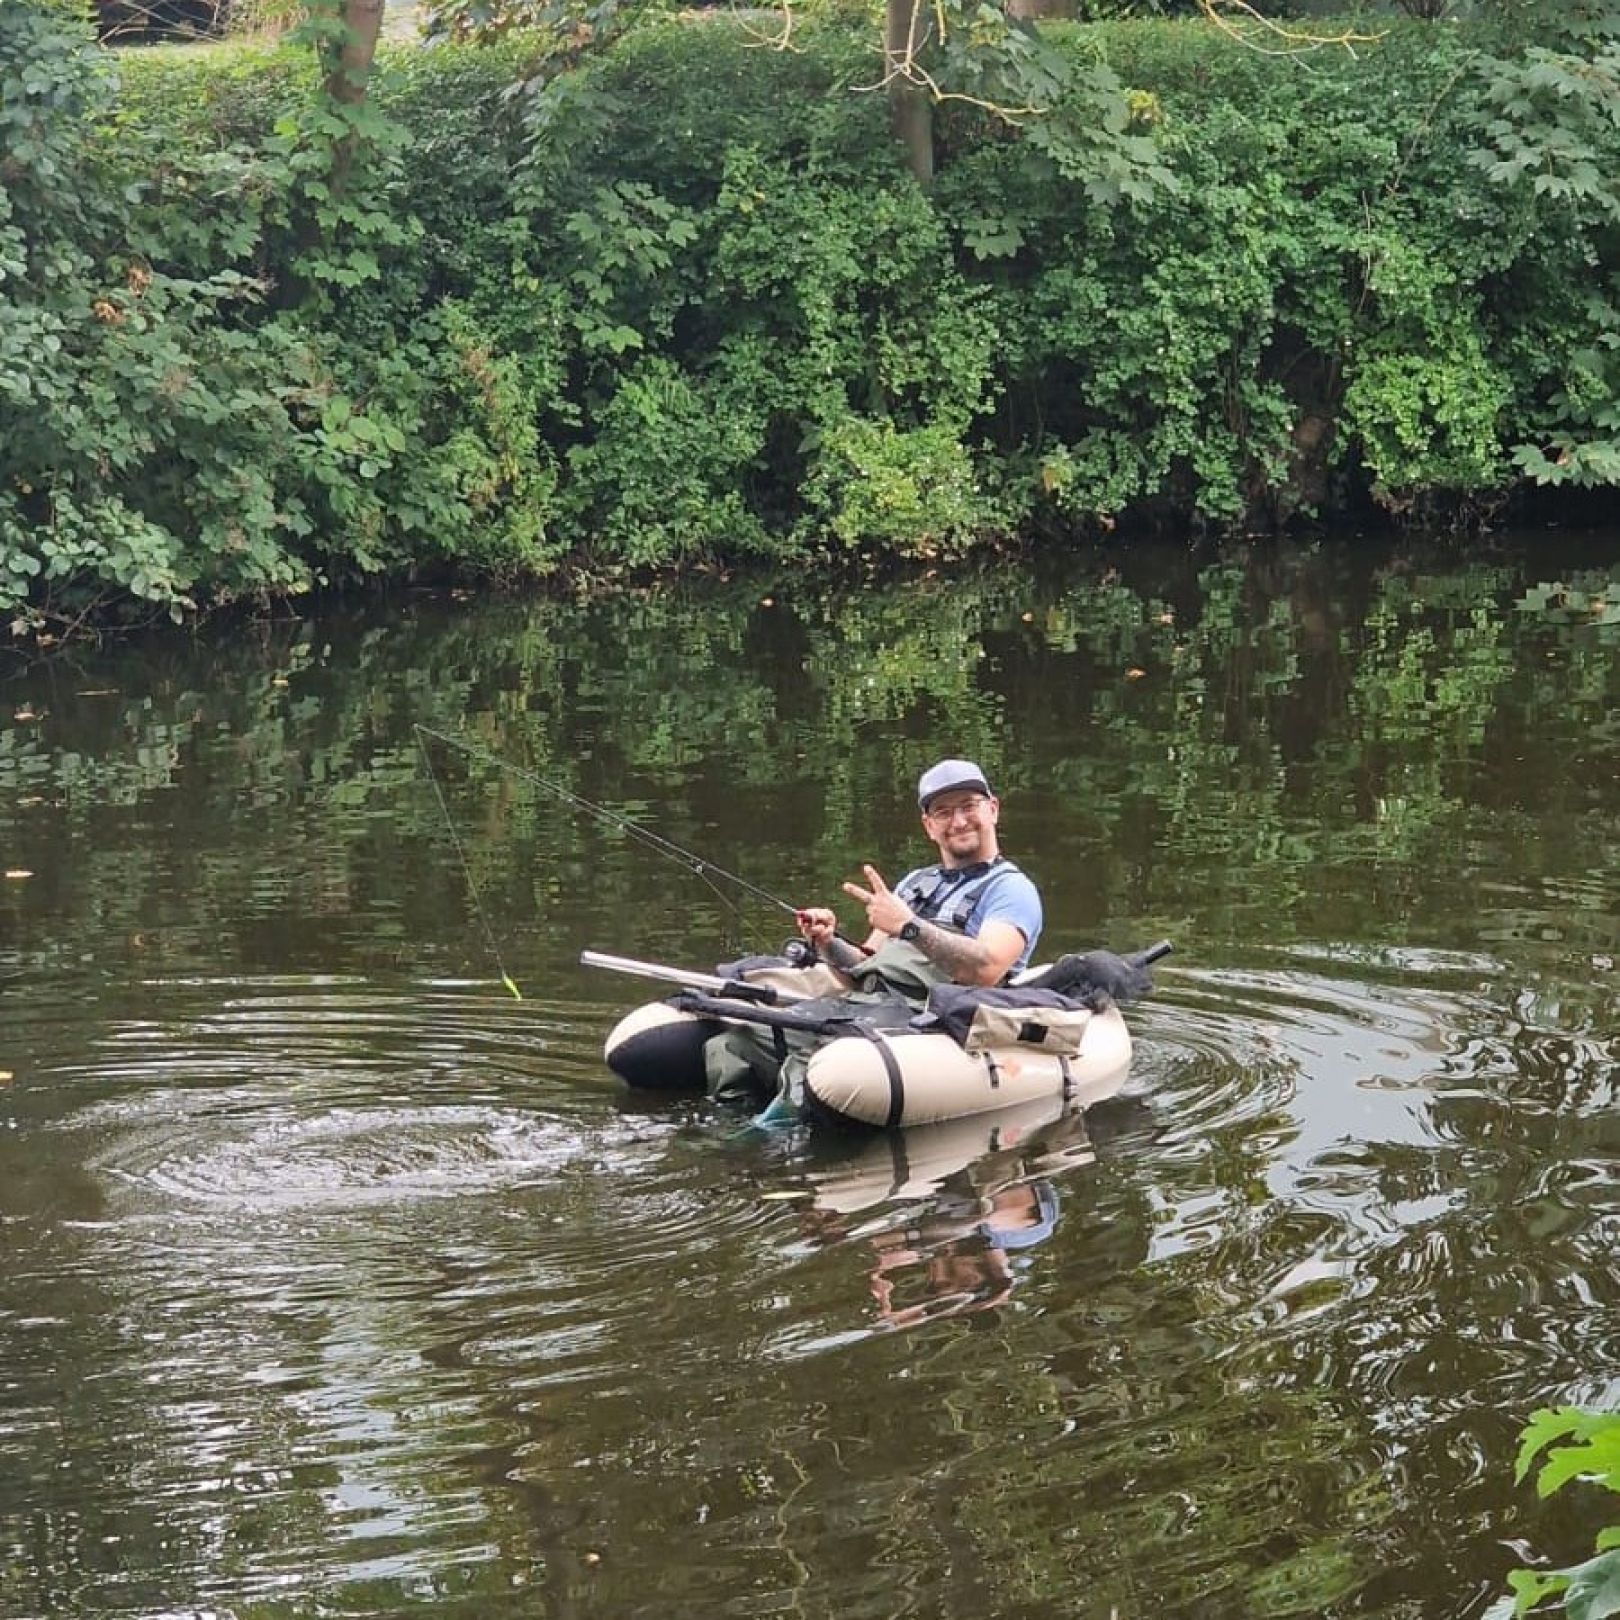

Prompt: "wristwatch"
[897,918,922,943]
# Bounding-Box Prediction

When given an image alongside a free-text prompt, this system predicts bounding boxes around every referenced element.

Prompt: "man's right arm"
[796,906,875,975]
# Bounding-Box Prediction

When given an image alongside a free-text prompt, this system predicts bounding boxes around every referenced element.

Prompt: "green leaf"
[1565,1549,1620,1620]
[1508,1567,1571,1616]
[1538,1426,1620,1498]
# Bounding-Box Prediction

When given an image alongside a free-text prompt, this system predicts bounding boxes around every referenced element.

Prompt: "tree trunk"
[280,0,386,305]
[1006,0,1077,17]
[884,0,934,186]
[323,0,386,109]
[320,0,386,199]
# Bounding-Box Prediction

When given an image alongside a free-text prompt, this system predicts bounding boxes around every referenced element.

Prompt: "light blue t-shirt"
[895,859,1044,974]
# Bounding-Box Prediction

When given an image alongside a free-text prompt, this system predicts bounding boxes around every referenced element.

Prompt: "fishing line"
[681,854,768,954]
[415,728,524,1001]
[416,725,800,916]
[415,725,787,956]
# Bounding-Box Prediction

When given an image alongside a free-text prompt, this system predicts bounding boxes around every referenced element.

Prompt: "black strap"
[857,1026,907,1129]
[947,856,1016,931]
[1058,1053,1074,1102]
[669,990,858,1038]
[984,1052,1001,1090]
[887,1128,911,1196]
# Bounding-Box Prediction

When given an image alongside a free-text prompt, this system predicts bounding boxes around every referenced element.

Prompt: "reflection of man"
[795,758,1044,991]
[863,1179,1061,1331]
[976,1179,1061,1251]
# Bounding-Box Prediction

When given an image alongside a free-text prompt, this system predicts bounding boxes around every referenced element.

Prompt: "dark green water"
[2,536,1617,1619]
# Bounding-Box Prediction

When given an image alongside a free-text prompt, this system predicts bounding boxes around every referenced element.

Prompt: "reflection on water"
[2,536,1619,1618]
[787,1099,1114,1341]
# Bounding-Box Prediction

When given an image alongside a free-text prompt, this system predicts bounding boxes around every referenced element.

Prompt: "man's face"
[921,791,999,866]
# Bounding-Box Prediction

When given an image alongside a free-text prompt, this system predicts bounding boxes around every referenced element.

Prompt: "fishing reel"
[715,938,819,978]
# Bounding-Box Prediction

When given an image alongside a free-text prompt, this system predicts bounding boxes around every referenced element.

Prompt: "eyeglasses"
[925,795,989,824]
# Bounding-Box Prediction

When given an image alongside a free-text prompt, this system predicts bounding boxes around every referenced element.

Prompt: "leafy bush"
[0,2,311,622]
[804,416,996,555]
[4,2,1620,626]
[0,3,572,626]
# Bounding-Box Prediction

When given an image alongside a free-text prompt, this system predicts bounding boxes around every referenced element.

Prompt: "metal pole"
[579,950,812,1004]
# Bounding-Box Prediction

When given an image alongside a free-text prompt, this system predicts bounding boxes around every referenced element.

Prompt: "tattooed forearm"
[913,919,994,983]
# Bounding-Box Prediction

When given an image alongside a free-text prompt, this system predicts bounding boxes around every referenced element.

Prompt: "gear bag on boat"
[914,983,1096,1057]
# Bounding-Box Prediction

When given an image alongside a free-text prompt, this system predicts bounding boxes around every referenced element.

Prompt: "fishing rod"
[414,723,812,926]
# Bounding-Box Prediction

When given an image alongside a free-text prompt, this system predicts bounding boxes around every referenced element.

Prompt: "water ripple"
[92,1103,603,1210]
[15,981,666,1222]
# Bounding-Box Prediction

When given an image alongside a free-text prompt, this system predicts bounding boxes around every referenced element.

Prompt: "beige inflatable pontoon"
[589,942,1168,1129]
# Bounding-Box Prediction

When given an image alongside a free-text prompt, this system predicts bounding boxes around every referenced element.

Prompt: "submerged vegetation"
[2,0,1620,629]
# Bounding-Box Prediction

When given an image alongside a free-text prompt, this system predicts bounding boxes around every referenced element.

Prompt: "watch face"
[900,920,920,942]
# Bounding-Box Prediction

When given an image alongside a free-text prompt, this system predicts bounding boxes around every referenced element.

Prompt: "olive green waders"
[702,939,955,1111]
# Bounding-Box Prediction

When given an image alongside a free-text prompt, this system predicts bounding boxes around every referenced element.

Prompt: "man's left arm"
[843,865,1032,987]
[907,917,1026,987]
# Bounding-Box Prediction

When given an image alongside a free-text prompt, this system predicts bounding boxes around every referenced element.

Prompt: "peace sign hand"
[842,864,916,939]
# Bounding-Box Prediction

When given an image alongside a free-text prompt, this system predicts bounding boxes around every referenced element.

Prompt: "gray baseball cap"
[917,758,993,810]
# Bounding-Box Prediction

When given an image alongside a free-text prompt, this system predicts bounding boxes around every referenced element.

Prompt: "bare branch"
[852,0,1042,121]
[96,0,231,43]
[731,3,797,54]
[1195,0,1383,59]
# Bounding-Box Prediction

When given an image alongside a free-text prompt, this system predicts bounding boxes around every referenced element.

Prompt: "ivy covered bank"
[2,0,1619,627]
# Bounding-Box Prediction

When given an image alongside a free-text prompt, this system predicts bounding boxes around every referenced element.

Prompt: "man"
[796,758,1044,991]
[703,758,1043,1107]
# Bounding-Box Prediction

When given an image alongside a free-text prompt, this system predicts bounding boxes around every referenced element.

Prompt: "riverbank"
[3,3,1618,631]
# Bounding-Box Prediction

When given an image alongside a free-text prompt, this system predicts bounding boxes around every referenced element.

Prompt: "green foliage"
[563,355,770,565]
[926,10,1180,204]
[1491,1408,1620,1620]
[0,1,310,623]
[1467,36,1620,485]
[424,0,658,44]
[1342,326,1514,504]
[557,180,700,357]
[0,2,568,627]
[804,415,991,554]
[1470,41,1620,222]
[6,3,1620,627]
[1509,304,1620,488]
[492,51,1016,563]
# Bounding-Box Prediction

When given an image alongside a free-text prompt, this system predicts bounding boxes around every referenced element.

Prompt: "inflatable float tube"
[600,940,1169,1128]
[801,1003,1132,1128]
[599,998,724,1092]
[601,995,1132,1127]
